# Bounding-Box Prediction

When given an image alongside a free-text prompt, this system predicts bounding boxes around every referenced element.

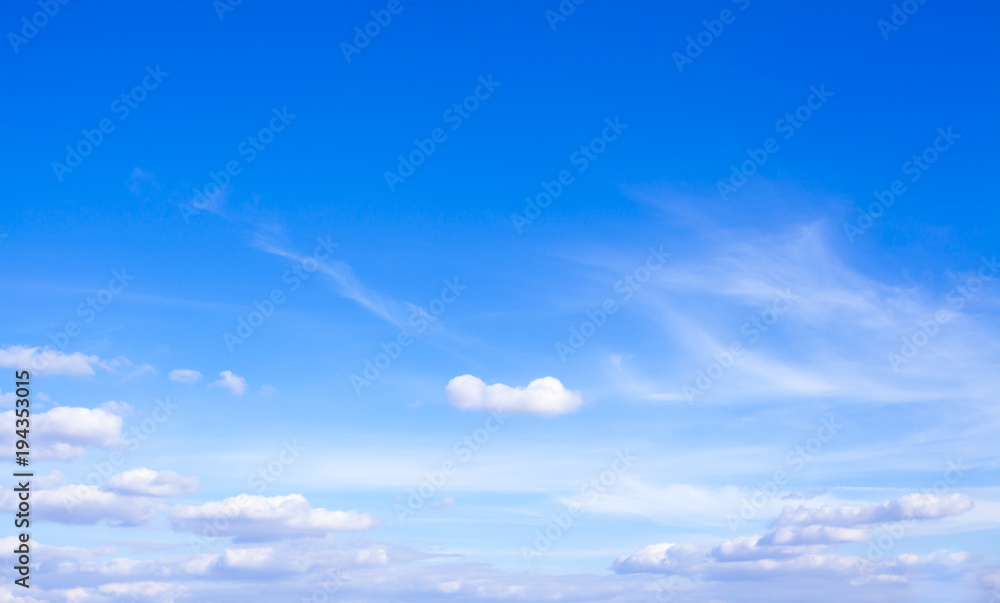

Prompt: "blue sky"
[2,0,999,601]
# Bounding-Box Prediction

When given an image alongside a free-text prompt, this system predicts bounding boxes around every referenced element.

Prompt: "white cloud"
[0,531,988,603]
[104,468,201,498]
[445,374,582,416]
[168,368,202,384]
[259,384,278,396]
[774,493,975,529]
[98,581,189,601]
[98,356,155,378]
[710,534,828,561]
[130,363,156,377]
[210,370,247,395]
[0,406,124,460]
[255,237,407,328]
[613,542,709,574]
[100,400,133,415]
[761,524,871,546]
[18,484,164,525]
[0,468,203,526]
[596,222,1000,409]
[0,587,45,602]
[168,493,377,540]
[0,345,99,376]
[614,492,982,584]
[431,497,456,510]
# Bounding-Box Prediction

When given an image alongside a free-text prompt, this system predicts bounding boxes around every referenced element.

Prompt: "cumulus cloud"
[1,468,199,526]
[445,374,582,416]
[0,532,985,603]
[168,494,377,541]
[0,345,99,376]
[773,493,975,529]
[259,384,278,396]
[22,485,165,526]
[0,406,124,460]
[168,368,202,384]
[761,524,871,546]
[613,542,709,574]
[210,370,247,395]
[104,468,201,498]
[615,492,982,586]
[709,535,831,561]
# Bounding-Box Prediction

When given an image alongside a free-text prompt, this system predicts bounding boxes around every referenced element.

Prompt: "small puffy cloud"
[445,374,582,416]
[104,468,201,498]
[210,370,247,395]
[0,345,99,376]
[169,494,377,541]
[169,368,202,384]
[259,384,278,396]
[0,406,123,460]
